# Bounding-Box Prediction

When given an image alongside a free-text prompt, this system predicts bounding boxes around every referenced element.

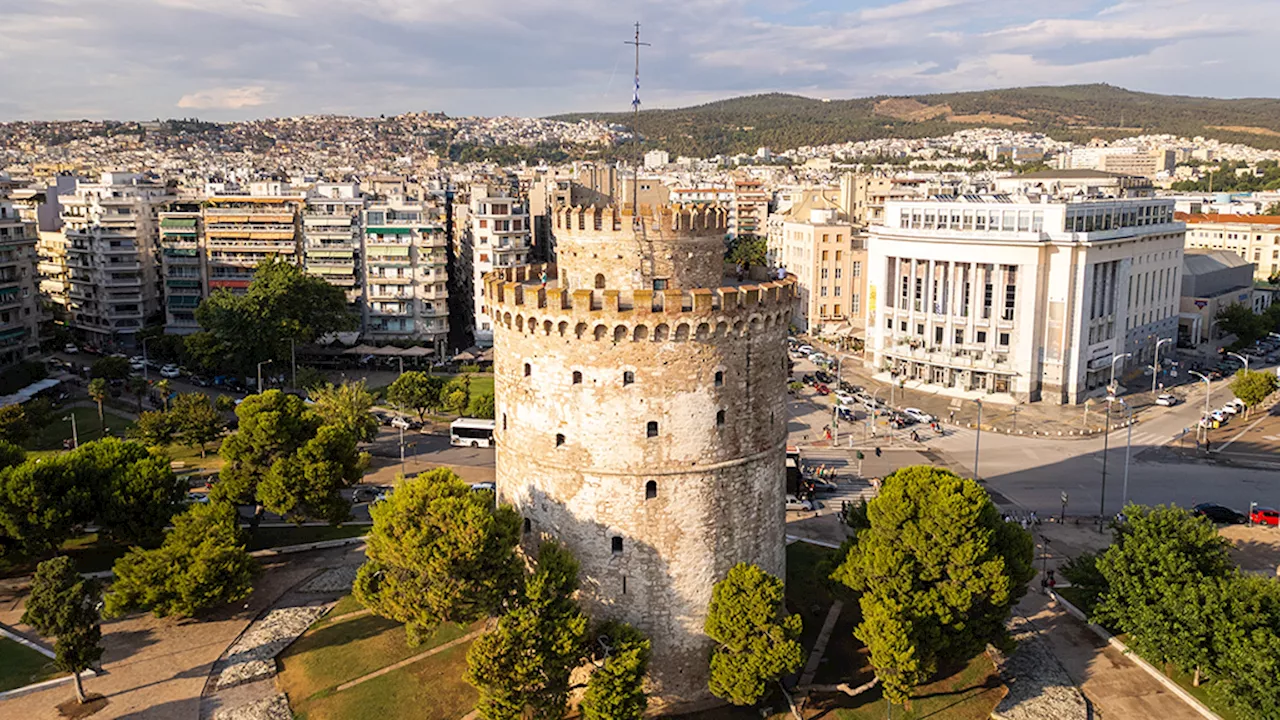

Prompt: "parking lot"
[1205,403,1280,467]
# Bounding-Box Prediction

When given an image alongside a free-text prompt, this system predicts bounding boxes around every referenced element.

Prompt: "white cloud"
[177,86,274,109]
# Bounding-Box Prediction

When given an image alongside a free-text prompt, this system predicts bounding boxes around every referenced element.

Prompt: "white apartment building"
[731,180,770,239]
[58,173,170,350]
[867,189,1185,404]
[1180,213,1280,282]
[643,150,670,169]
[362,201,449,354]
[0,194,40,370]
[303,183,365,308]
[469,186,530,347]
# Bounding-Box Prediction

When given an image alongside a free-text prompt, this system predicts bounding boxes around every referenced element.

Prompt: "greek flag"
[632,75,641,109]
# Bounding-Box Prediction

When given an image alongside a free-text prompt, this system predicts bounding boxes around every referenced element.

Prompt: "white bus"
[450,418,496,447]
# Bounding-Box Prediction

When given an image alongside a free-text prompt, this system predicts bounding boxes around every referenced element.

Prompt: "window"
[524,363,531,377]
[935,326,943,344]
[976,330,987,343]
[572,371,582,384]
[645,481,657,500]
[646,421,658,438]
[716,410,725,427]
[833,304,841,315]
[714,371,724,387]
[955,329,964,345]
[523,518,531,534]
[834,286,842,297]
[820,286,828,297]
[821,250,829,261]
[623,371,634,386]
[503,414,508,430]
[821,268,828,280]
[852,261,861,277]
[834,267,842,279]
[653,278,668,291]
[555,433,565,447]
[851,294,860,314]
[595,273,606,289]
[916,323,924,336]
[612,536,623,555]
[999,332,1010,346]
[821,304,828,316]
[835,250,843,261]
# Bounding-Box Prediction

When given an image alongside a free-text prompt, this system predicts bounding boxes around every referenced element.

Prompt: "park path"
[1016,592,1203,720]
[0,545,361,720]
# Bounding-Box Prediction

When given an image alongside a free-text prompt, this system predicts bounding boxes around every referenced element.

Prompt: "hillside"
[552,84,1280,156]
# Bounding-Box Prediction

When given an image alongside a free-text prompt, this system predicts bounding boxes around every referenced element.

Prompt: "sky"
[0,0,1274,121]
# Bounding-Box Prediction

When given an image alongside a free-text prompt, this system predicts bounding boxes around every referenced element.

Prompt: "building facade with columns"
[866,194,1185,404]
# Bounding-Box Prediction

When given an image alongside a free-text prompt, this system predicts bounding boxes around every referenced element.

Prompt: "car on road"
[902,408,934,424]
[838,381,861,394]
[1193,503,1247,524]
[64,343,78,354]
[803,478,838,493]
[836,407,857,422]
[391,416,412,430]
[1155,394,1179,407]
[785,495,813,511]
[129,355,146,370]
[469,482,496,493]
[1250,506,1280,526]
[185,492,210,505]
[160,364,181,378]
[190,374,211,387]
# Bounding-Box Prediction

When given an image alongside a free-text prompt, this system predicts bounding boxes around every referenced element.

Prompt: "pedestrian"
[949,409,956,424]
[875,446,882,457]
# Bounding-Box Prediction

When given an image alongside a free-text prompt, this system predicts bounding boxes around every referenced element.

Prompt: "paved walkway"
[0,545,362,720]
[1016,591,1202,720]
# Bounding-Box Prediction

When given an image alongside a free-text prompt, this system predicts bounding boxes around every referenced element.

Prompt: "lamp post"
[141,336,152,383]
[1189,370,1212,446]
[257,359,273,395]
[63,414,78,449]
[291,338,297,389]
[1099,353,1130,531]
[1109,352,1131,393]
[1152,337,1173,394]
[1227,351,1250,374]
[974,399,983,482]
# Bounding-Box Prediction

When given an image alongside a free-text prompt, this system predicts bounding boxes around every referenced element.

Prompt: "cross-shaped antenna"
[624,22,650,216]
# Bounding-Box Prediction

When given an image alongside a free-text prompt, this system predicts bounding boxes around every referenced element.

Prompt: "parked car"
[1250,506,1280,527]
[190,374,211,387]
[469,482,496,493]
[1228,398,1246,411]
[352,486,381,503]
[64,343,78,354]
[1209,409,1228,423]
[796,345,813,356]
[1193,503,1247,524]
[391,416,412,430]
[159,364,181,378]
[838,381,860,394]
[902,408,934,424]
[814,384,831,395]
[1221,403,1241,415]
[814,371,834,384]
[185,492,210,505]
[835,391,857,405]
[785,495,814,511]
[1155,393,1179,407]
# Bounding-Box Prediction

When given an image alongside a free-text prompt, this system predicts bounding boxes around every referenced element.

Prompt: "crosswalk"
[814,479,876,514]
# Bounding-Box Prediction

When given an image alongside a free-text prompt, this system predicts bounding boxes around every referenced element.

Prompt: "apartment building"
[57,173,170,350]
[303,183,364,308]
[837,173,923,226]
[867,187,1184,404]
[0,194,40,369]
[362,200,450,354]
[469,186,530,347]
[203,183,304,293]
[774,191,867,335]
[1179,213,1280,282]
[157,202,204,333]
[731,180,770,239]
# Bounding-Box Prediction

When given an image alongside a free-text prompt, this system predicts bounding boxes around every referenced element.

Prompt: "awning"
[366,227,413,235]
[342,344,381,355]
[399,346,434,357]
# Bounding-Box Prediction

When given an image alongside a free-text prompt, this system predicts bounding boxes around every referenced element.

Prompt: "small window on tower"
[572,371,582,385]
[595,274,606,289]
[645,481,657,500]
[714,371,724,387]
[716,410,726,427]
[623,371,635,386]
[555,433,565,447]
[646,421,658,438]
[522,518,531,534]
[503,414,508,430]
[524,363,531,377]
[611,536,624,555]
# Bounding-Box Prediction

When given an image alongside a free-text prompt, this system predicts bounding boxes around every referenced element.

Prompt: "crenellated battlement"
[553,203,729,237]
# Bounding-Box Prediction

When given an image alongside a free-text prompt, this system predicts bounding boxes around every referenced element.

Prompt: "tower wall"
[489,254,796,707]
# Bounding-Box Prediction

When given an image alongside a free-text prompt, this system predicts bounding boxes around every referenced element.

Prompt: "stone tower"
[489,203,796,708]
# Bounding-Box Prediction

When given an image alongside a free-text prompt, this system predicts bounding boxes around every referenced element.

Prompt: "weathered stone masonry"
[489,203,797,708]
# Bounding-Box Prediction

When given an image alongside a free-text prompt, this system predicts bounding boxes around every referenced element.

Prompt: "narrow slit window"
[646,421,658,438]
[572,370,582,384]
[522,518,531,534]
[555,433,565,447]
[716,410,726,427]
[611,536,623,555]
[645,480,657,499]
[524,362,531,377]
[623,371,635,386]
[714,371,724,387]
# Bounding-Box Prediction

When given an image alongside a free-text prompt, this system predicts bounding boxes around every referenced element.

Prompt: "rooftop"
[1183,249,1253,275]
[1013,169,1138,180]
[1177,213,1280,226]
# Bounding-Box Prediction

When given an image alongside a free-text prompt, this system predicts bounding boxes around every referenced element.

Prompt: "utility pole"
[1152,337,1173,395]
[257,359,273,395]
[291,338,297,390]
[624,22,650,215]
[974,399,982,481]
[64,413,78,449]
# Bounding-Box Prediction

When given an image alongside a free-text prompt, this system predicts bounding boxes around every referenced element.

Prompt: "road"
[788,351,1280,520]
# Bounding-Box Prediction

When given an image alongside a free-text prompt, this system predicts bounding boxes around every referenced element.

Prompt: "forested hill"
[551,84,1280,156]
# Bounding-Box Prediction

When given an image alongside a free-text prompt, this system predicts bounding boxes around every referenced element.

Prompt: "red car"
[814,384,831,395]
[1250,507,1280,526]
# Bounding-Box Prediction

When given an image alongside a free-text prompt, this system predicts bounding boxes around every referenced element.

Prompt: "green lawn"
[785,541,851,650]
[826,653,1005,720]
[26,406,135,451]
[278,602,480,720]
[0,636,60,692]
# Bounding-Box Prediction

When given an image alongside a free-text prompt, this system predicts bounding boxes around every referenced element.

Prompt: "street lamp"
[1227,351,1250,374]
[1118,399,1135,508]
[257,359,273,395]
[1189,370,1212,446]
[141,336,152,383]
[63,414,78,449]
[1099,353,1130,530]
[974,399,983,482]
[1109,352,1132,393]
[1152,337,1173,394]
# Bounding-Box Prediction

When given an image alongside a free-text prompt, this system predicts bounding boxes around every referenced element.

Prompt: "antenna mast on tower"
[624,22,650,219]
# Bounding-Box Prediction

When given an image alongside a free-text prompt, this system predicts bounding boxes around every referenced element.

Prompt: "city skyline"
[1,0,1276,121]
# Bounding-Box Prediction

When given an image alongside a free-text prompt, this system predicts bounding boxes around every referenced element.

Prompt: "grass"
[278,601,481,720]
[26,406,134,451]
[0,636,60,692]
[825,653,1005,720]
[322,593,365,620]
[290,640,477,720]
[785,541,850,650]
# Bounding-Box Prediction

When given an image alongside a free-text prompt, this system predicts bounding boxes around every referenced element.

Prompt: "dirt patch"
[57,693,108,718]
[1219,524,1280,576]
[873,98,950,122]
[948,112,1030,125]
[1208,125,1280,138]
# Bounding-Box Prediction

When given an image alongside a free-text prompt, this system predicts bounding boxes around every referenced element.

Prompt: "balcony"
[366,274,411,284]
[207,239,298,253]
[367,289,413,300]
[105,261,142,271]
[369,305,413,317]
[103,276,143,288]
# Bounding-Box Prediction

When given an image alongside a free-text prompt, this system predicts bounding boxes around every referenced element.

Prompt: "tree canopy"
[704,562,805,706]
[22,556,103,703]
[465,541,590,720]
[259,424,365,523]
[385,371,444,421]
[106,501,256,618]
[310,380,379,442]
[215,390,323,505]
[186,257,356,374]
[355,468,522,645]
[1230,368,1278,409]
[580,622,651,720]
[831,465,1034,703]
